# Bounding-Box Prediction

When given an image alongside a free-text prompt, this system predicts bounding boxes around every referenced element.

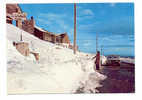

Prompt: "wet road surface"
[96,62,135,93]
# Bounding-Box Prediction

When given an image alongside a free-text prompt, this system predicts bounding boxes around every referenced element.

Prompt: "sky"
[19,3,134,57]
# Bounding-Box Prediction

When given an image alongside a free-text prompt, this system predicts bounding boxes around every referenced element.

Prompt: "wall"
[61,34,70,44]
[22,17,35,34]
[34,27,44,40]
[14,42,30,56]
[43,33,70,44]
[43,32,52,42]
[6,4,23,28]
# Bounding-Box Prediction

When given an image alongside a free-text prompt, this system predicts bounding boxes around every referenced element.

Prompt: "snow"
[120,58,135,64]
[7,24,107,94]
[34,25,47,32]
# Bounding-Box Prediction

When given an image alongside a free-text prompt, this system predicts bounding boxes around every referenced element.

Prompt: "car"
[106,55,120,66]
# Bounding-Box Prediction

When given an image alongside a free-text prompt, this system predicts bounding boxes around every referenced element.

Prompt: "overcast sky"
[19,3,134,57]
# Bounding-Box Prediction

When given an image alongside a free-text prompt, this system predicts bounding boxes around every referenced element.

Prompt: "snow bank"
[120,58,135,64]
[7,24,106,94]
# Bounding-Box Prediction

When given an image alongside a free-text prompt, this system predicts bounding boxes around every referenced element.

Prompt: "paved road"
[96,62,135,93]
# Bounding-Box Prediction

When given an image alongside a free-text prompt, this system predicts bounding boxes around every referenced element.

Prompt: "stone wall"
[60,33,70,44]
[42,32,70,44]
[6,4,24,29]
[6,4,22,14]
[34,27,44,40]
[22,16,35,34]
[13,42,30,56]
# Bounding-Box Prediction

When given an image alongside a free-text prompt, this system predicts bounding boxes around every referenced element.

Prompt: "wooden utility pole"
[101,46,102,55]
[20,31,23,41]
[101,45,103,65]
[101,45,103,55]
[96,33,98,53]
[74,3,77,54]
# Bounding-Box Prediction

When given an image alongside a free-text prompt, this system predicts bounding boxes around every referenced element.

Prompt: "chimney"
[31,16,35,27]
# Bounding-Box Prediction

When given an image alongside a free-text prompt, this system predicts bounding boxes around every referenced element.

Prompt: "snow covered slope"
[120,58,135,64]
[7,24,106,94]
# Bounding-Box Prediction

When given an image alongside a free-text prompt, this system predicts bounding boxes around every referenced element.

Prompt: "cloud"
[36,12,75,44]
[78,22,99,30]
[77,6,94,21]
[36,13,71,33]
[101,37,113,42]
[83,42,92,47]
[38,13,66,25]
[110,3,116,7]
[103,44,134,48]
[39,13,67,20]
[82,9,94,16]
[82,40,93,46]
[37,18,51,25]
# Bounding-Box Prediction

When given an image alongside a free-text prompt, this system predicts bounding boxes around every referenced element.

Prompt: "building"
[34,26,70,44]
[6,4,26,29]
[6,4,72,45]
[6,4,35,34]
[22,16,35,34]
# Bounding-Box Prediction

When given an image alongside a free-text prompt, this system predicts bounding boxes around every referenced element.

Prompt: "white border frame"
[1,0,142,99]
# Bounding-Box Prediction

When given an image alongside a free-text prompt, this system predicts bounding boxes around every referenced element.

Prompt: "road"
[96,62,135,93]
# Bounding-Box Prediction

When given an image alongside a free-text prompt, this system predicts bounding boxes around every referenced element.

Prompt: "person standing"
[92,51,100,71]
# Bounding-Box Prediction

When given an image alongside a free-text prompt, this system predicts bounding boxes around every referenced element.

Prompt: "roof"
[34,26,68,38]
[55,33,67,37]
[34,25,47,33]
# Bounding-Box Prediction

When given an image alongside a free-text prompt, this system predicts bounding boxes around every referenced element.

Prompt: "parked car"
[106,55,120,66]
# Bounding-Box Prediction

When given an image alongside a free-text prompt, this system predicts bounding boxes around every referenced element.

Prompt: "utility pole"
[96,33,98,53]
[101,45,103,65]
[73,3,77,54]
[20,31,23,41]
[101,45,103,56]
